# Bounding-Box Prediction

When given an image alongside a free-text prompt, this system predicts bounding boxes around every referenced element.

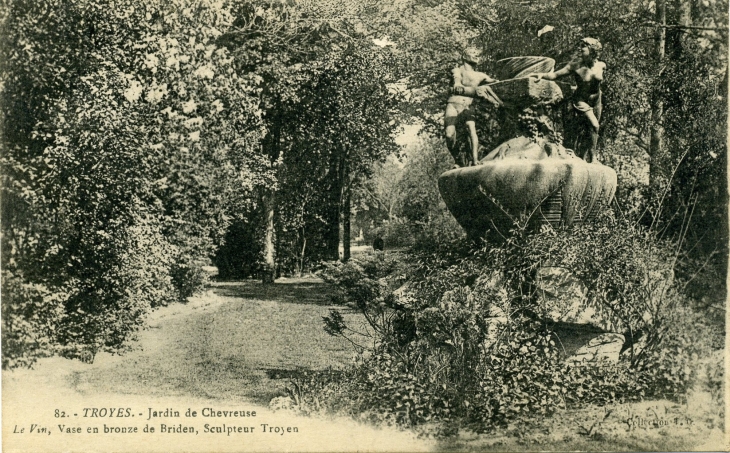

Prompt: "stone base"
[566,333,625,364]
[438,138,617,239]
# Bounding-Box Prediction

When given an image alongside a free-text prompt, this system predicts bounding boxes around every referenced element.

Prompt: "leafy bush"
[512,216,678,356]
[372,218,416,249]
[0,0,269,367]
[280,356,460,429]
[1,271,64,369]
[411,209,466,251]
[320,255,408,350]
[630,304,714,400]
[308,214,717,432]
[470,325,566,426]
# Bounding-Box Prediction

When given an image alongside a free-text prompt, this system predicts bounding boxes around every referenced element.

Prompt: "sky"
[395,123,422,147]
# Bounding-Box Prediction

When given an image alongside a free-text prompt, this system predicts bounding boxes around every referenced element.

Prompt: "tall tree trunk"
[343,188,351,262]
[298,230,306,278]
[668,0,693,59]
[261,189,276,284]
[260,106,283,284]
[325,156,342,261]
[649,0,668,192]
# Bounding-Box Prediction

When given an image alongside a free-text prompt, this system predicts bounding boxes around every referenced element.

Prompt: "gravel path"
[4,276,724,452]
[2,277,429,452]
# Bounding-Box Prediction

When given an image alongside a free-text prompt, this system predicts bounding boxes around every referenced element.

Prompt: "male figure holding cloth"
[444,47,499,166]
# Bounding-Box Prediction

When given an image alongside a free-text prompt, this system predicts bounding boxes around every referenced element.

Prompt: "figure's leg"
[585,131,598,163]
[444,104,459,164]
[591,101,603,162]
[445,124,457,151]
[584,109,600,163]
[466,120,479,165]
[564,106,582,157]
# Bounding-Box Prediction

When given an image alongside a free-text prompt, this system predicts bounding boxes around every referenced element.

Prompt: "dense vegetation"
[1,3,726,439]
[308,214,722,432]
[2,0,271,365]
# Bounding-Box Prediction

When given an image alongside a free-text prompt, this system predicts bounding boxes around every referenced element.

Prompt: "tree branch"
[615,126,650,151]
[643,21,728,31]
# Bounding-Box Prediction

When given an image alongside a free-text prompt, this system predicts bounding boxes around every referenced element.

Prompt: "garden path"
[2,277,428,452]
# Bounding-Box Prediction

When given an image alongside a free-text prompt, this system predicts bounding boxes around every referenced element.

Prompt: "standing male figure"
[444,47,499,167]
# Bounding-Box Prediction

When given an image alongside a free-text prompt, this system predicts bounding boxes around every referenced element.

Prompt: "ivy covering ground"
[288,215,723,435]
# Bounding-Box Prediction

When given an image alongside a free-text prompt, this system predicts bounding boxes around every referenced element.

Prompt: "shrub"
[320,255,408,350]
[1,271,64,369]
[50,208,177,361]
[373,218,416,249]
[1,208,177,366]
[471,325,566,427]
[310,214,716,432]
[411,209,466,252]
[282,356,458,429]
[487,214,682,363]
[630,304,714,400]
[1,0,268,367]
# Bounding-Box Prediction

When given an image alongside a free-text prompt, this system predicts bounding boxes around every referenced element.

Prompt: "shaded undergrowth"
[279,214,724,438]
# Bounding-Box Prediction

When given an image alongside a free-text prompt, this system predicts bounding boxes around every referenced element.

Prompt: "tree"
[354,155,406,230]
[223,0,361,279]
[397,136,453,225]
[1,0,268,365]
[297,46,402,261]
[220,0,404,274]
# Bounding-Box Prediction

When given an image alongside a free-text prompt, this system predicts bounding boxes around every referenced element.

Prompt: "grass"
[4,272,724,451]
[69,277,365,405]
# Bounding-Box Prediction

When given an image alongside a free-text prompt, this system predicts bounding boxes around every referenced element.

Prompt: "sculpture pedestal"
[438,137,617,240]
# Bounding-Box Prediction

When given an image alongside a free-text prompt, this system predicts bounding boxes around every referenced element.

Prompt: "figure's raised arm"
[532,64,572,81]
[482,72,498,84]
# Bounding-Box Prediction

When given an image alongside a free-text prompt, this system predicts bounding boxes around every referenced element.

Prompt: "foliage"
[275,43,402,262]
[308,215,717,432]
[1,0,268,366]
[410,210,466,251]
[514,217,675,348]
[219,0,405,271]
[372,219,416,249]
[320,255,407,350]
[354,134,463,250]
[269,46,402,265]
[629,307,705,399]
[1,271,64,368]
[656,43,728,299]
[352,155,406,242]
[213,215,263,279]
[704,353,724,415]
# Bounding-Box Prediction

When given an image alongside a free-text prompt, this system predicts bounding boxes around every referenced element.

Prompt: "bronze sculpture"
[533,37,606,163]
[443,47,500,167]
[438,46,617,240]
